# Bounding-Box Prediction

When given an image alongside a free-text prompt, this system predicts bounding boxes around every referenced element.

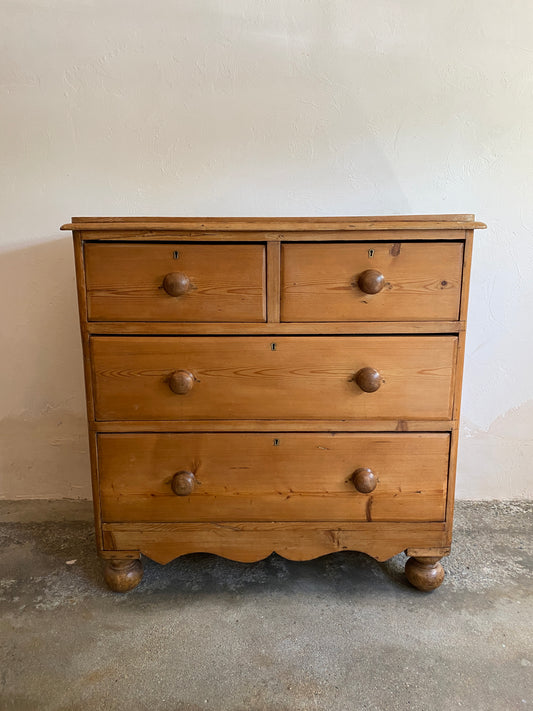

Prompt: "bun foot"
[103,558,143,592]
[405,556,445,591]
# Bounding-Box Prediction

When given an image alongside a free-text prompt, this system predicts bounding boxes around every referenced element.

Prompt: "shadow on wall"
[0,237,91,499]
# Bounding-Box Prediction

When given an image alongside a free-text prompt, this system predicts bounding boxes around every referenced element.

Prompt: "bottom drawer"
[98,433,449,523]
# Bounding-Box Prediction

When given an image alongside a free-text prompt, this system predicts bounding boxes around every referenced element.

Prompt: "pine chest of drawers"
[63,215,485,592]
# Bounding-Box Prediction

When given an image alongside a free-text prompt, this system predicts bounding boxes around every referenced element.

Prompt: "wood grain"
[61,215,487,232]
[77,228,470,242]
[85,243,266,322]
[406,546,450,558]
[102,521,448,563]
[459,229,474,321]
[98,432,449,523]
[281,242,463,322]
[266,241,281,322]
[103,558,143,592]
[86,320,466,335]
[92,419,457,433]
[71,214,477,223]
[67,214,480,578]
[73,232,103,550]
[405,556,445,591]
[91,335,457,422]
[448,229,474,532]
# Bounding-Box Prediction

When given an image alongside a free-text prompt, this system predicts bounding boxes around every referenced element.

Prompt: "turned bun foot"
[405,556,445,591]
[103,558,143,592]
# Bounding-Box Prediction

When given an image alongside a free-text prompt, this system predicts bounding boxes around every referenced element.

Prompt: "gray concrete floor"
[0,501,531,711]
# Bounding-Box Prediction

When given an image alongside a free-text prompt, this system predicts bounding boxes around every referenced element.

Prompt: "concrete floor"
[0,501,531,711]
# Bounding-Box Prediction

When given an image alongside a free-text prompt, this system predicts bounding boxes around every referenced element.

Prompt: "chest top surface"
[62,214,486,238]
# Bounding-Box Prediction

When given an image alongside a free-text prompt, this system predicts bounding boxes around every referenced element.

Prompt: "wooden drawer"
[85,243,266,322]
[98,433,449,523]
[281,242,463,322]
[91,335,457,421]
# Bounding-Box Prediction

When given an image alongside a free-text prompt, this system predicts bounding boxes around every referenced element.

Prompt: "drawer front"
[99,433,449,523]
[85,243,266,322]
[92,335,456,421]
[281,242,463,322]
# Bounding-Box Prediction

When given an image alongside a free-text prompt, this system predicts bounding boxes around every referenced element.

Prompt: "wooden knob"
[168,370,195,395]
[163,271,190,297]
[354,367,381,393]
[358,269,385,294]
[352,467,377,494]
[171,470,196,496]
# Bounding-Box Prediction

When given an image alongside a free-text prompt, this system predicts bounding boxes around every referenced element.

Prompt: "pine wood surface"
[281,242,463,322]
[446,230,475,537]
[98,432,449,523]
[85,243,266,322]
[65,214,479,586]
[101,521,448,564]
[91,418,457,433]
[61,214,487,233]
[266,241,281,322]
[91,335,457,421]
[69,214,478,223]
[85,320,465,335]
[76,228,471,242]
[73,233,103,549]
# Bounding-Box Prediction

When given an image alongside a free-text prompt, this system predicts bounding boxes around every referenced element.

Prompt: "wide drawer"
[91,335,457,421]
[281,242,463,321]
[84,243,266,322]
[98,433,449,523]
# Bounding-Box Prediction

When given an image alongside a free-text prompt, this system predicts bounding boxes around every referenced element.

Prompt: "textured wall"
[1,1,532,499]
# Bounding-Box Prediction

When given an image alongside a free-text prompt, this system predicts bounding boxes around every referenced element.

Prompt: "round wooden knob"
[358,269,385,294]
[163,271,190,297]
[354,367,381,393]
[168,370,195,395]
[171,470,196,496]
[352,467,377,494]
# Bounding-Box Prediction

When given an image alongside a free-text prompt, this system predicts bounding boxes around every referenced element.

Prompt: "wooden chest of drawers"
[63,215,485,592]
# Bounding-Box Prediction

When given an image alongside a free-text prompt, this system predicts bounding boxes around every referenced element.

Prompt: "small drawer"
[91,335,457,421]
[98,432,449,523]
[281,242,463,322]
[85,243,266,322]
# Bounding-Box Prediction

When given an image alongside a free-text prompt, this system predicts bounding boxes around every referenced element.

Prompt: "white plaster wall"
[1,0,532,499]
